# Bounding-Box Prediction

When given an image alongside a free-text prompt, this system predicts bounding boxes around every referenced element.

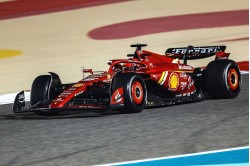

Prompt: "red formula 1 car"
[13,44,241,116]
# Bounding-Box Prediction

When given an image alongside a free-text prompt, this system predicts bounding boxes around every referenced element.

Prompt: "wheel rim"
[227,68,239,91]
[131,81,144,105]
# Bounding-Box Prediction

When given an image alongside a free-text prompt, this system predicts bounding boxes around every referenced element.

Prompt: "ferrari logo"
[169,73,179,90]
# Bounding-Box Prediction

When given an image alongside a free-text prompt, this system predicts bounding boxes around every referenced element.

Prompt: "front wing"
[13,91,109,114]
[13,89,204,114]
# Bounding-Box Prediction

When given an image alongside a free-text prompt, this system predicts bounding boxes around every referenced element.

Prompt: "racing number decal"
[169,73,179,91]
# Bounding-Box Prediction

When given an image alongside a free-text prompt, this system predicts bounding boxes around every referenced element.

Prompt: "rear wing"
[165,46,226,60]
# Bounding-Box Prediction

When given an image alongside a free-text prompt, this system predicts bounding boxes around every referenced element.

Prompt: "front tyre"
[123,74,146,113]
[30,75,51,106]
[30,75,61,116]
[112,73,146,113]
[205,60,241,99]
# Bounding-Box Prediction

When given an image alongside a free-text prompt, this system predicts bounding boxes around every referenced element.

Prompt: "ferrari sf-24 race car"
[13,44,241,116]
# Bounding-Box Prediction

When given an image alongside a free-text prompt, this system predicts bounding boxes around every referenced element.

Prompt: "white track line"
[0,91,30,105]
[94,146,249,166]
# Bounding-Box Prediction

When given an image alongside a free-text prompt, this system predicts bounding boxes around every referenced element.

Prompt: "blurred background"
[0,0,248,94]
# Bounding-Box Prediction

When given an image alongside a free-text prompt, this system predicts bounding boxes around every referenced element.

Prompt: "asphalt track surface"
[0,74,248,166]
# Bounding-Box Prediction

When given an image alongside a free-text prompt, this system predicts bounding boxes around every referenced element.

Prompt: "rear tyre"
[113,73,146,113]
[205,60,241,99]
[31,75,60,116]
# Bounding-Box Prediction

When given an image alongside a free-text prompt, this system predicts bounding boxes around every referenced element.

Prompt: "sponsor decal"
[62,92,72,94]
[178,65,193,70]
[216,56,228,60]
[90,75,103,78]
[146,101,155,105]
[111,87,124,104]
[157,71,168,85]
[180,82,187,86]
[187,76,194,90]
[169,73,179,91]
[106,74,112,79]
[115,90,122,102]
[83,78,96,81]
[68,88,76,91]
[72,83,84,88]
[59,94,68,97]
[79,105,102,109]
[75,91,83,96]
[175,94,182,97]
[176,91,194,97]
[65,90,74,93]
[180,73,187,78]
[54,97,63,102]
[173,47,220,55]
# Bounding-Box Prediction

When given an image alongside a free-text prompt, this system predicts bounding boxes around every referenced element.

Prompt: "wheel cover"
[227,68,239,91]
[131,81,144,105]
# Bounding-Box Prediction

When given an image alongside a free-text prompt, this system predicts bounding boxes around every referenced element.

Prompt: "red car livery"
[13,44,241,115]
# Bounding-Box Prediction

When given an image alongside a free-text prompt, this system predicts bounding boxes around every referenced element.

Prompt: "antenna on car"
[129,44,148,60]
[184,45,194,65]
[131,43,147,51]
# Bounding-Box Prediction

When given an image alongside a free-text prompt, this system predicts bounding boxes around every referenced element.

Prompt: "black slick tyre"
[30,75,59,116]
[205,60,241,99]
[113,73,146,113]
[30,75,51,106]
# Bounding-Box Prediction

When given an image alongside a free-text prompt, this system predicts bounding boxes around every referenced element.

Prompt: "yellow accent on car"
[169,73,179,90]
[157,71,166,84]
